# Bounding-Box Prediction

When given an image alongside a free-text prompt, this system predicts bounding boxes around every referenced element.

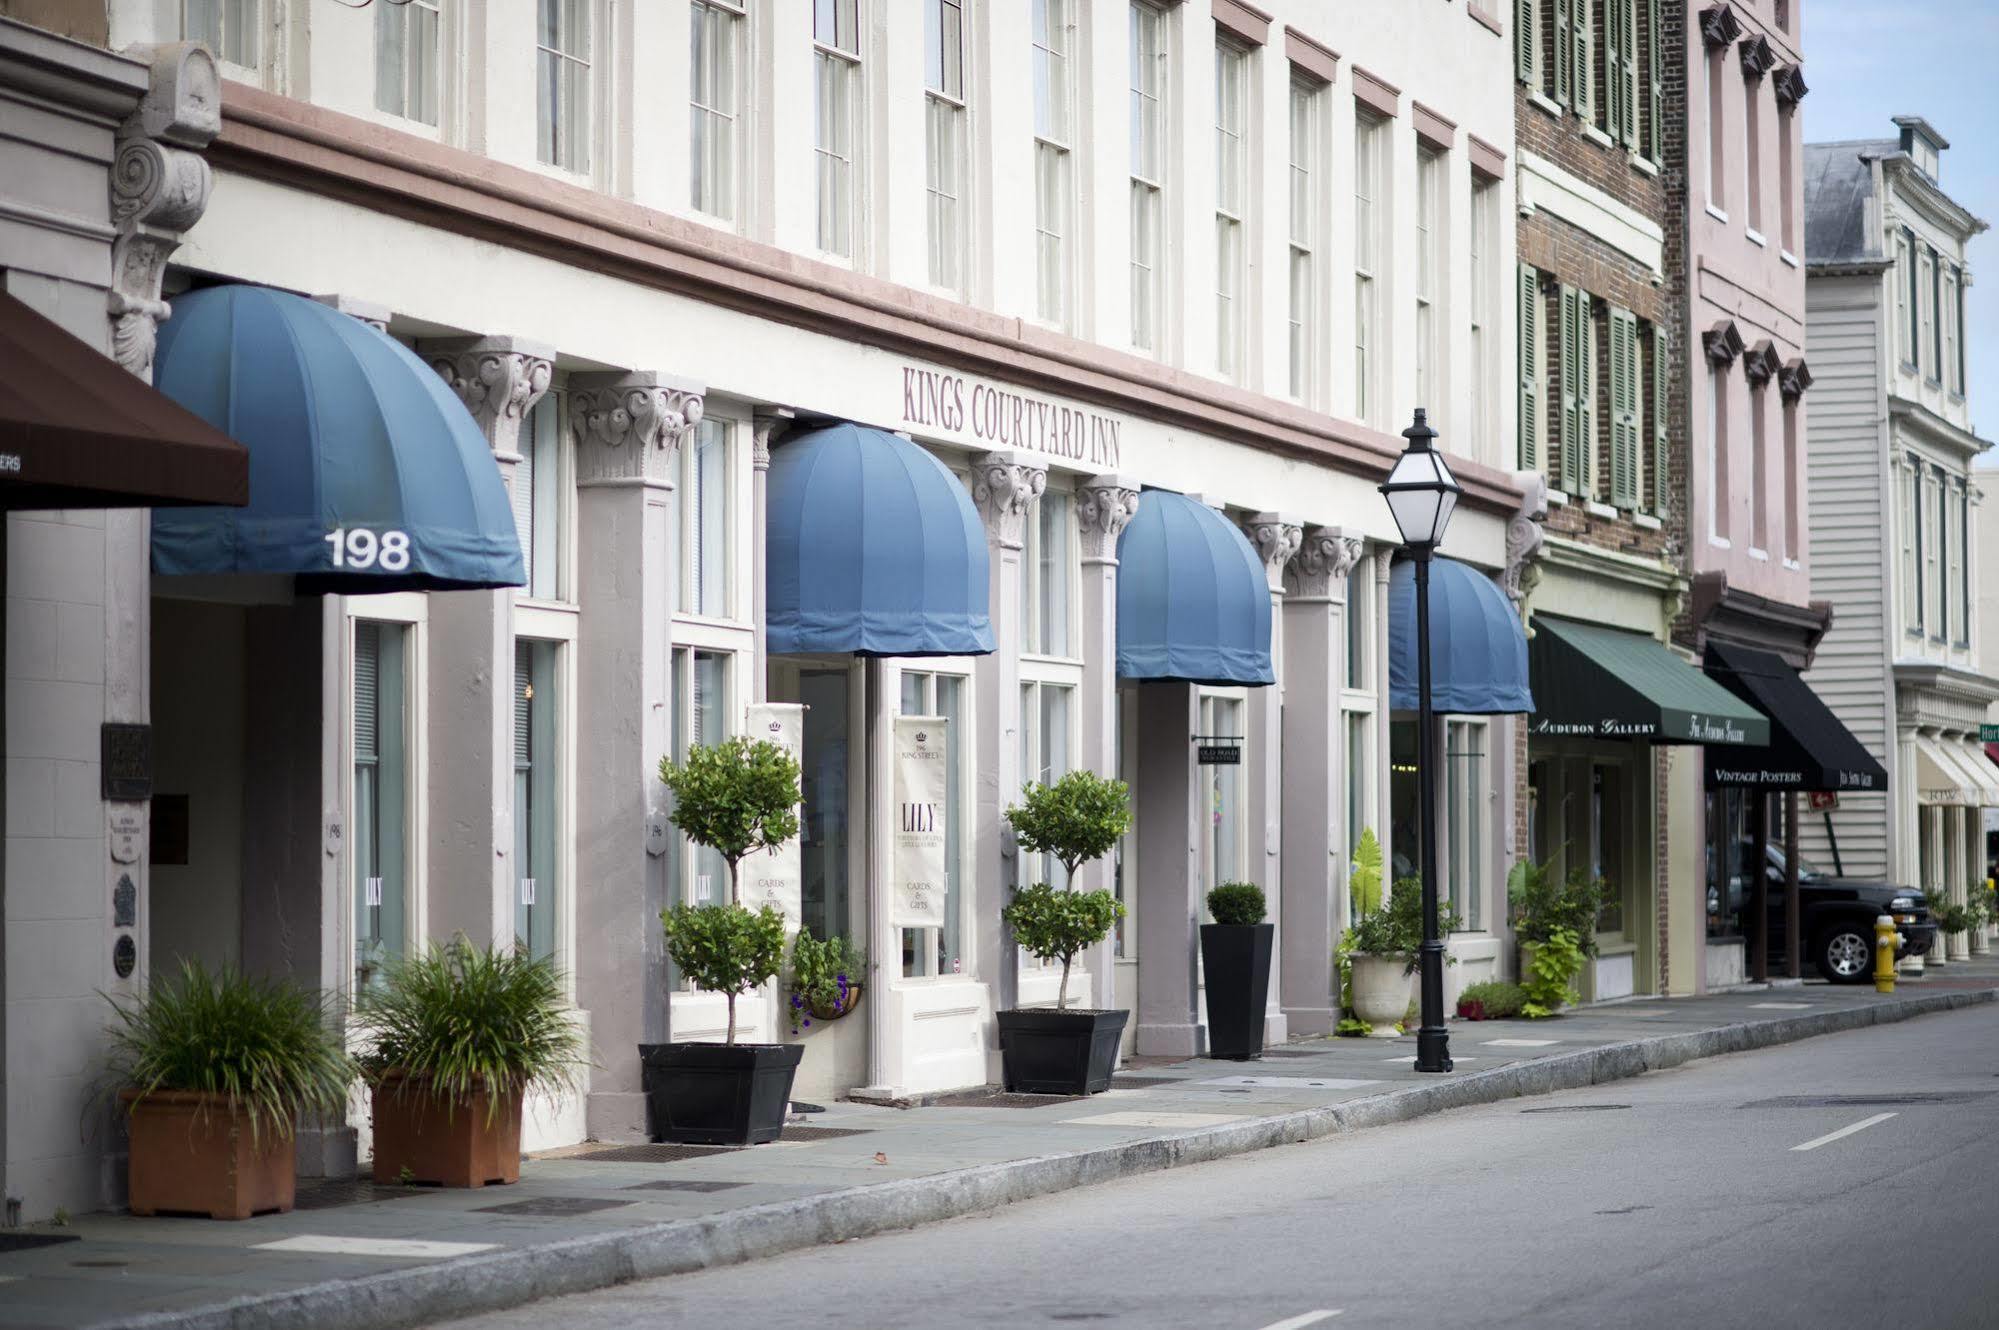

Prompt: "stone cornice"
[206,81,1525,518]
[1880,155,1990,242]
[1892,660,1999,709]
[1888,395,1993,460]
[1541,533,1682,596]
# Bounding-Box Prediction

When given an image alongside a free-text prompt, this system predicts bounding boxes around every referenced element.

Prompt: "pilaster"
[1077,475,1139,1014]
[1242,514,1301,1046]
[750,410,793,705]
[569,370,701,1137]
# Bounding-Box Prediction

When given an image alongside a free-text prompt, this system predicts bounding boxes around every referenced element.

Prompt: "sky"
[1803,0,1999,465]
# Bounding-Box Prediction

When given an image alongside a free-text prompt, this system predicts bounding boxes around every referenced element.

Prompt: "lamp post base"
[1415,1027,1454,1073]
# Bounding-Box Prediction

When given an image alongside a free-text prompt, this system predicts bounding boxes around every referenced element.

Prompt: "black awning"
[1702,640,1888,792]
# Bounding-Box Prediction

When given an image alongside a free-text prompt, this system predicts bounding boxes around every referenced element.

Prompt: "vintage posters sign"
[893,716,949,929]
[743,702,805,932]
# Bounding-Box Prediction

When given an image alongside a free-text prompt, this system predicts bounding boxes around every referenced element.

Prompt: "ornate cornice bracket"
[1738,34,1776,80]
[1503,470,1551,632]
[752,408,796,473]
[1284,526,1364,601]
[423,335,556,461]
[1779,358,1813,402]
[1703,319,1747,367]
[1743,339,1782,387]
[1699,3,1743,50]
[568,370,704,488]
[1243,513,1304,595]
[971,450,1048,552]
[1077,474,1140,565]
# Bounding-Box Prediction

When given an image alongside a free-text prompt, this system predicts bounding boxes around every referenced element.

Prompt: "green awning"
[1528,616,1768,746]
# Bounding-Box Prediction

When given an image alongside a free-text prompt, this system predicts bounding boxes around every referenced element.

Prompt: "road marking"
[1751,1001,1813,1010]
[1059,1110,1249,1129]
[253,1235,499,1259]
[1791,1112,1898,1152]
[1257,1311,1344,1330]
[1483,1038,1560,1047]
[1385,1054,1479,1061]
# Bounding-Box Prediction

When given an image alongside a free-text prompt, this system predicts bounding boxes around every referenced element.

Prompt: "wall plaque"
[113,934,136,979]
[113,874,137,928]
[100,723,153,800]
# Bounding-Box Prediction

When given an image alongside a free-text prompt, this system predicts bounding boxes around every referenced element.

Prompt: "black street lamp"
[1379,408,1462,1075]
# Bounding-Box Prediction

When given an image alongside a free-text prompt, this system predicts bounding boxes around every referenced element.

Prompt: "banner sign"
[1981,724,1999,743]
[893,716,949,928]
[743,703,804,932]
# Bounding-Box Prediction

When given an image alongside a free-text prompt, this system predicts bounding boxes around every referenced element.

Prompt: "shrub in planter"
[357,941,581,1187]
[1508,857,1605,956]
[1342,877,1462,1033]
[1455,979,1527,1021]
[1201,882,1272,1060]
[106,961,354,1219]
[1334,830,1386,1034]
[648,737,806,1144]
[787,928,866,1036]
[998,772,1131,1094]
[1520,927,1586,1018]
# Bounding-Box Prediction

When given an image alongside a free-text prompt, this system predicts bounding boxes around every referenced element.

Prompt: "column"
[421,336,554,948]
[1278,527,1362,1036]
[1896,732,1923,974]
[748,411,792,705]
[969,451,1046,1031]
[1077,476,1139,1013]
[571,371,701,1139]
[1134,682,1201,1055]
[1242,514,1301,1046]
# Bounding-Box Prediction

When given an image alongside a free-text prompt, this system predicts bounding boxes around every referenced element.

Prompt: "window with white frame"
[1214,37,1249,380]
[1895,232,1913,368]
[1129,2,1167,352]
[1943,264,1962,395]
[898,668,970,977]
[1946,476,1965,647]
[1929,464,1947,641]
[690,0,745,222]
[1414,145,1442,413]
[1748,379,1768,554]
[1287,76,1321,402]
[1704,40,1725,215]
[1954,262,1969,392]
[518,391,569,603]
[1923,463,1942,642]
[666,647,735,910]
[353,617,416,991]
[813,0,862,258]
[1742,72,1762,238]
[513,638,561,963]
[376,0,441,126]
[1199,692,1247,906]
[1019,681,1077,886]
[1708,362,1728,544]
[182,0,257,69]
[1032,0,1075,326]
[924,0,968,292]
[1354,109,1385,424]
[1446,719,1487,932]
[1957,482,1972,649]
[1469,175,1496,457]
[678,416,733,619]
[1902,455,1921,638]
[1918,245,1938,382]
[1021,487,1075,658]
[1342,556,1375,921]
[537,0,591,173]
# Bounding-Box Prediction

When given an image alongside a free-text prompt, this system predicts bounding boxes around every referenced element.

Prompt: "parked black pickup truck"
[1707,841,1936,983]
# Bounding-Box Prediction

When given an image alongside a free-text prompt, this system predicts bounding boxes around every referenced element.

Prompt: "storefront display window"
[899,668,969,977]
[1447,719,1487,931]
[795,664,852,943]
[667,647,733,914]
[513,639,560,963]
[1593,763,1627,938]
[520,391,568,603]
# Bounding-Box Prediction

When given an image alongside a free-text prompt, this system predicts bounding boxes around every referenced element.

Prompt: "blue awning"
[1115,489,1273,686]
[765,422,994,656]
[1389,556,1532,715]
[151,285,524,592]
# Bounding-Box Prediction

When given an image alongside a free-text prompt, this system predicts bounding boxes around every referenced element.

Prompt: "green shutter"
[1572,0,1592,121]
[1553,0,1572,106]
[1516,0,1536,84]
[1519,264,1542,471]
[1609,309,1640,509]
[1651,326,1670,515]
[1604,0,1624,143]
[1578,296,1597,497]
[1558,284,1581,493]
[1645,0,1662,162]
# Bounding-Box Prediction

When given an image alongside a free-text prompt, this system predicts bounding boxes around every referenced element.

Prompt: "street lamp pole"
[1378,408,1461,1075]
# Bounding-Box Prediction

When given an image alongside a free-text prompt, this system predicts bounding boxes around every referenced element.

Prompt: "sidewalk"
[6,964,1996,1330]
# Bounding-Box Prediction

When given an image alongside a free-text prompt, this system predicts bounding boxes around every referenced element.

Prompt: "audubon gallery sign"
[900,365,1126,470]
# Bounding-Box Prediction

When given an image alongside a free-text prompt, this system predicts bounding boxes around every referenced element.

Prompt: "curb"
[103,986,1996,1330]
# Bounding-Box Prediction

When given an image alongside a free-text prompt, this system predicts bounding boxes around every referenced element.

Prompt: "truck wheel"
[1815,926,1873,984]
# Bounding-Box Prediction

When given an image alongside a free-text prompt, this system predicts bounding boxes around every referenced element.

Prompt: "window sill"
[1546,488,1570,506]
[1709,535,1733,550]
[1633,512,1663,531]
[1581,123,1616,150]
[1631,154,1660,178]
[1585,500,1619,519]
[1746,228,1767,248]
[1528,91,1565,120]
[1780,249,1800,268]
[1747,546,1769,561]
[1705,204,1730,223]
[1782,558,1802,571]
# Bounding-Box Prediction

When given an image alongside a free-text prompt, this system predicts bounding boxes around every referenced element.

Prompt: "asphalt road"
[444,1005,1999,1330]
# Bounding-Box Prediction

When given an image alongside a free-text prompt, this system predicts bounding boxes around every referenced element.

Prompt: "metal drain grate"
[622,1179,749,1193]
[778,1125,874,1141]
[293,1178,429,1211]
[575,1143,744,1163]
[1740,1091,1994,1109]
[473,1196,635,1217]
[1107,1076,1185,1089]
[1521,1104,1632,1114]
[931,1092,1085,1108]
[0,1233,80,1253]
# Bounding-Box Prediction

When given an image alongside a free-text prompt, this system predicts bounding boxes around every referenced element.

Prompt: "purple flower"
[790,994,803,1008]
[802,1018,811,1027]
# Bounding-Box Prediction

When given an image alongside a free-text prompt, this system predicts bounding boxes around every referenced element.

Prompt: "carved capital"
[1775,63,1808,106]
[1242,513,1304,594]
[752,409,794,472]
[971,450,1048,551]
[1076,474,1140,564]
[568,370,704,487]
[424,336,556,459]
[1503,471,1551,631]
[1284,526,1364,600]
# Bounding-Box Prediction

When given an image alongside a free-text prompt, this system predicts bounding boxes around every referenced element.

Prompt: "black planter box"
[1200,922,1274,1060]
[995,1008,1129,1095]
[639,1042,804,1145]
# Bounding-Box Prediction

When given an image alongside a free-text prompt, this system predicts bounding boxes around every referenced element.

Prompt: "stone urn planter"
[1347,954,1413,1034]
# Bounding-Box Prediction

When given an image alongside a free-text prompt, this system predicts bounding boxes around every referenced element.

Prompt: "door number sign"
[325,528,412,572]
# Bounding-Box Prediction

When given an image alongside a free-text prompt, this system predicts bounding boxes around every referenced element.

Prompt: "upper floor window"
[375,0,441,126]
[1469,175,1497,457]
[1287,77,1322,402]
[813,0,863,258]
[1414,146,1442,413]
[1742,72,1763,237]
[1918,245,1938,382]
[690,0,745,222]
[1214,38,1249,380]
[519,391,570,602]
[1924,464,1943,641]
[1703,39,1725,214]
[1946,477,1967,647]
[1953,263,1969,393]
[1129,3,1168,352]
[1602,0,1638,148]
[924,0,968,292]
[1558,284,1597,499]
[1942,264,1961,395]
[1353,109,1385,425]
[1607,306,1643,511]
[183,0,257,69]
[1032,0,1075,327]
[1708,360,1728,543]
[1900,229,1920,369]
[1022,488,1075,658]
[537,0,591,173]
[1957,484,1972,648]
[1900,458,1919,636]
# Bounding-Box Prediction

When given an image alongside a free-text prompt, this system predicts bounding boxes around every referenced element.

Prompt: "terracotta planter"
[122,1090,294,1220]
[1347,954,1413,1032]
[370,1072,521,1187]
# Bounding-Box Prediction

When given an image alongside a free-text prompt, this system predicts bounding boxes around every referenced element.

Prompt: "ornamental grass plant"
[104,960,355,1148]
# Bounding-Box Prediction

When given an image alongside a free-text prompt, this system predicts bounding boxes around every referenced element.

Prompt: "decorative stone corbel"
[752,409,795,473]
[971,451,1048,551]
[568,371,704,487]
[1283,526,1364,601]
[1077,474,1140,565]
[1743,339,1782,387]
[1779,358,1813,402]
[1775,64,1809,106]
[424,336,556,461]
[1503,470,1550,632]
[1738,33,1775,80]
[1699,3,1743,50]
[108,42,219,381]
[1703,319,1746,367]
[1243,514,1304,595]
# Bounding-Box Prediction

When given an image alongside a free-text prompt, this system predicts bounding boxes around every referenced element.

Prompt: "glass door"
[897,666,971,977]
[513,639,560,961]
[353,620,410,990]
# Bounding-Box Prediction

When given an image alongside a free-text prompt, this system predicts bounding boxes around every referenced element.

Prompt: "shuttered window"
[1553,0,1571,106]
[1608,307,1641,509]
[1644,0,1663,162]
[1515,0,1538,86]
[1605,0,1637,147]
[1518,264,1542,472]
[1568,0,1592,118]
[1558,285,1594,496]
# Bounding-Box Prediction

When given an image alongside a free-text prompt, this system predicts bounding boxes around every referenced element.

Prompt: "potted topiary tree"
[106,961,354,1219]
[648,736,803,1144]
[1200,882,1272,1060]
[998,770,1131,1095]
[358,939,582,1187]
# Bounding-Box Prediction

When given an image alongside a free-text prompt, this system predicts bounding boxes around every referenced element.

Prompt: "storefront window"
[1346,711,1371,876]
[899,669,968,977]
[519,391,567,602]
[513,639,560,963]
[1022,489,1074,657]
[1447,720,1487,931]
[1389,718,1418,882]
[1705,787,1750,939]
[353,620,411,991]
[795,665,852,943]
[667,647,733,912]
[1019,677,1076,974]
[1593,763,1626,938]
[1200,693,1246,913]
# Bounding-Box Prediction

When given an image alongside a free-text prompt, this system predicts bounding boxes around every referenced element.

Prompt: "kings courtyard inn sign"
[902,366,1125,470]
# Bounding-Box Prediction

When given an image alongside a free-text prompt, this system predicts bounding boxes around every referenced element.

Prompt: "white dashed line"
[1791,1112,1898,1153]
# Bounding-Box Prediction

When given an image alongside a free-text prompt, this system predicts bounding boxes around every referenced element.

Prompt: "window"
[814,0,862,258]
[1929,466,1946,641]
[1354,110,1384,424]
[1777,102,1797,252]
[1345,710,1371,884]
[1946,478,1966,647]
[1551,0,1592,114]
[518,392,568,601]
[690,0,744,221]
[1647,322,1669,515]
[1919,246,1938,381]
[1901,229,1920,369]
[1955,263,1969,391]
[353,620,411,990]
[513,639,560,963]
[899,669,969,977]
[924,0,967,291]
[667,648,733,908]
[1603,0,1637,147]
[1920,464,1940,641]
[1518,265,1543,472]
[1958,485,1972,648]
[1414,147,1441,412]
[1743,73,1762,237]
[182,0,256,68]
[1902,456,1921,637]
[1943,265,1962,395]
[1199,693,1247,901]
[1019,681,1076,887]
[1608,307,1642,509]
[1704,42,1725,214]
[1469,178,1497,456]
[1708,362,1729,543]
[1033,0,1074,326]
[376,0,440,125]
[537,0,591,173]
[1557,285,1595,497]
[1021,488,1074,657]
[795,665,853,939]
[679,416,732,618]
[1749,379,1768,553]
[1447,720,1487,932]
[1346,561,1370,689]
[1388,719,1417,881]
[1514,0,1537,86]
[1781,395,1799,562]
[1129,3,1167,351]
[1642,0,1664,163]
[1592,763,1627,939]
[1342,555,1375,924]
[1287,78,1321,401]
[1214,39,1249,379]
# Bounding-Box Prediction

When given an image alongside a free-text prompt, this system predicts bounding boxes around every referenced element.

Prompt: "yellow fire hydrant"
[1874,915,1899,994]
